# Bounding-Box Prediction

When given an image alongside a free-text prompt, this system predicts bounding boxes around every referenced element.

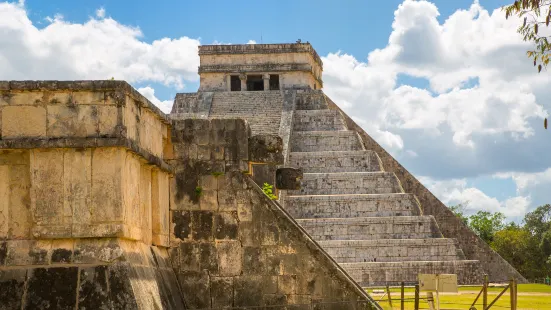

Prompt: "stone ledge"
[0,137,172,173]
[198,43,323,69]
[0,80,170,125]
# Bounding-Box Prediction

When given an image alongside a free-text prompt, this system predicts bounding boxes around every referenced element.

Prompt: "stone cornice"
[0,80,170,125]
[199,43,323,69]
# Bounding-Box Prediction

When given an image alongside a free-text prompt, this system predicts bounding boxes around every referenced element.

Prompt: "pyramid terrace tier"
[341,260,484,286]
[287,172,403,195]
[293,110,346,131]
[317,239,462,263]
[295,216,443,241]
[284,193,421,219]
[290,131,364,152]
[288,150,382,173]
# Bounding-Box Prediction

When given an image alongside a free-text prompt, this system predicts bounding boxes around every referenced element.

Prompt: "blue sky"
[1,0,549,221]
[23,0,510,98]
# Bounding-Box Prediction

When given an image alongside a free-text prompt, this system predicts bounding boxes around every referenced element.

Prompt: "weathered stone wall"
[0,81,186,309]
[323,94,527,283]
[168,118,379,309]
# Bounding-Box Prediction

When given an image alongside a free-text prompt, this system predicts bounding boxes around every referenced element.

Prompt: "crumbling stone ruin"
[0,42,524,309]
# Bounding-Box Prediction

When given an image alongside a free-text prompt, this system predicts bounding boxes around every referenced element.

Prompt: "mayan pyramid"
[171,42,526,286]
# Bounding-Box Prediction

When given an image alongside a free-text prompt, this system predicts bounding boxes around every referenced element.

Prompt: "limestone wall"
[169,118,379,309]
[0,81,185,309]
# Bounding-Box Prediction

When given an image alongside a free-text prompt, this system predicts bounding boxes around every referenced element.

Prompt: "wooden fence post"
[386,285,393,308]
[509,279,515,310]
[401,282,405,310]
[483,274,488,310]
[414,284,420,310]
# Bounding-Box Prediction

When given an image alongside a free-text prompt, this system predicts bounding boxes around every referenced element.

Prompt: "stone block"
[211,277,234,308]
[177,271,210,309]
[78,265,111,309]
[216,240,243,276]
[91,148,124,226]
[2,106,47,138]
[0,269,27,310]
[248,134,283,164]
[50,239,74,264]
[191,211,214,241]
[6,91,43,105]
[30,149,66,229]
[276,167,303,190]
[64,149,92,226]
[98,105,119,136]
[215,212,238,240]
[24,267,79,309]
[46,105,98,137]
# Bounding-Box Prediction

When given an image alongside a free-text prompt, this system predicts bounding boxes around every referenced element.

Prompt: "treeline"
[450,203,551,280]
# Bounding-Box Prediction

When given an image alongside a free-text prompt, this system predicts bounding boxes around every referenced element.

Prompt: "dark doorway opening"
[246,75,264,91]
[230,75,241,91]
[269,75,280,90]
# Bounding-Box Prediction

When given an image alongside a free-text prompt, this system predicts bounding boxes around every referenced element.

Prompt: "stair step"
[291,131,363,152]
[284,193,421,219]
[340,260,484,286]
[288,150,381,173]
[293,110,346,131]
[287,172,402,195]
[295,216,442,241]
[317,239,461,263]
[295,92,327,110]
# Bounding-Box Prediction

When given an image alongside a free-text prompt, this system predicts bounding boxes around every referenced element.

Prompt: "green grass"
[368,284,551,310]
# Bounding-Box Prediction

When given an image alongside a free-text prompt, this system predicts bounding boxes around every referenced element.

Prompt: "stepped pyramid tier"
[170,42,527,287]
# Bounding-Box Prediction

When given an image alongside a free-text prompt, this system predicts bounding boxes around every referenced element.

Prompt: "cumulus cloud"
[323,0,548,150]
[420,176,531,220]
[247,40,257,44]
[0,2,200,91]
[137,86,173,114]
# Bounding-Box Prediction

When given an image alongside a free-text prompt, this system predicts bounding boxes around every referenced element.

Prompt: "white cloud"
[419,176,531,220]
[322,0,548,150]
[137,86,173,114]
[247,40,257,44]
[0,2,200,93]
[96,7,105,19]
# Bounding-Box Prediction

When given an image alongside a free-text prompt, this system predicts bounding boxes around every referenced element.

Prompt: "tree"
[504,0,551,73]
[449,202,469,225]
[492,226,537,277]
[524,204,551,236]
[503,1,551,128]
[469,211,506,244]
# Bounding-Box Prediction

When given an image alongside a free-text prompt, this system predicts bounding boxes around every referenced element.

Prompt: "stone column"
[239,73,247,91]
[225,74,231,91]
[263,73,270,91]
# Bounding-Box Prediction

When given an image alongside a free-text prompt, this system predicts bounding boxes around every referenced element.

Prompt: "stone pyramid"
[171,43,526,286]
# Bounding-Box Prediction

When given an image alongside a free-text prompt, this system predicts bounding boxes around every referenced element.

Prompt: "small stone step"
[288,150,381,173]
[295,216,442,241]
[317,239,461,263]
[290,131,363,152]
[293,110,346,131]
[284,193,421,219]
[287,172,402,196]
[340,260,484,286]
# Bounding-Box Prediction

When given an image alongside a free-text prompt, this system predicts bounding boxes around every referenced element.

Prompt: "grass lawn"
[367,284,551,310]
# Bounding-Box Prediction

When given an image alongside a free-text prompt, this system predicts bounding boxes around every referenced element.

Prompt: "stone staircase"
[284,92,483,286]
[209,91,284,135]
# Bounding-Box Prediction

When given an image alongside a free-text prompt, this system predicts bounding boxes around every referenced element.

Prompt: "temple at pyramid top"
[198,43,323,91]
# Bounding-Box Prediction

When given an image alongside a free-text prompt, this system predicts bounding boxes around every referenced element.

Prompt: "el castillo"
[1,40,542,309]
